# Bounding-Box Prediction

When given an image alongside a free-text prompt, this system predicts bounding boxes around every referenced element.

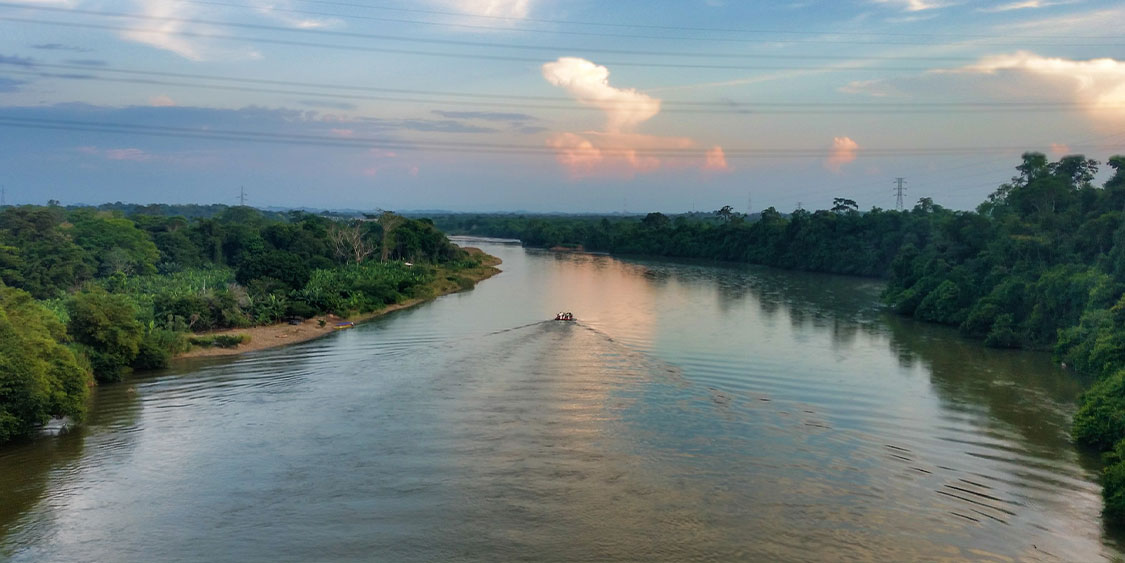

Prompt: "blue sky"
[1,0,1123,212]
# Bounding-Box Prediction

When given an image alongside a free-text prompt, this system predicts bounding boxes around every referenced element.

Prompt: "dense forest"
[0,204,487,443]
[434,153,1125,523]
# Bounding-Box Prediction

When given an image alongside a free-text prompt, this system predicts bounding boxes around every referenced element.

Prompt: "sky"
[1,0,1124,213]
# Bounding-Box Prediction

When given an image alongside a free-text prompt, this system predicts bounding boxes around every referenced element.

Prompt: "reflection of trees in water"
[0,381,142,543]
[629,254,1088,462]
[884,314,1084,455]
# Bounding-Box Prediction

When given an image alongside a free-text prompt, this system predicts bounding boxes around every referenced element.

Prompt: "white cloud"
[149,95,176,107]
[978,1,1076,12]
[437,0,531,20]
[942,52,1125,119]
[871,0,948,12]
[542,57,660,134]
[841,52,1125,124]
[825,137,859,173]
[998,7,1125,35]
[121,0,203,60]
[249,0,341,29]
[541,57,728,178]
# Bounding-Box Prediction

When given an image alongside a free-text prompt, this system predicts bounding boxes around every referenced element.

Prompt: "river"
[0,239,1119,561]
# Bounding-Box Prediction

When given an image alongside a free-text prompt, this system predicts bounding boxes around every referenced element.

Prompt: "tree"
[0,284,91,442]
[714,205,735,222]
[831,198,859,213]
[329,221,374,264]
[66,288,143,382]
[376,211,406,262]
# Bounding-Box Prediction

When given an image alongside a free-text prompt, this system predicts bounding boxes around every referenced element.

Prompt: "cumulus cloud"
[841,52,1125,124]
[149,95,176,107]
[942,51,1125,120]
[825,137,860,173]
[542,57,660,134]
[541,57,724,177]
[541,57,720,177]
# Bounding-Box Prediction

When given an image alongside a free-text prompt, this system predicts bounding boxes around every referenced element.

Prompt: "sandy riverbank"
[174,248,501,360]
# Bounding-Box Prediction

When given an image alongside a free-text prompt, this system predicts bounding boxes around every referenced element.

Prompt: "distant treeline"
[0,204,481,443]
[434,153,1125,524]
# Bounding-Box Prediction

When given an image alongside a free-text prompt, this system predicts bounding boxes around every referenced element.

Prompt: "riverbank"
[175,248,501,359]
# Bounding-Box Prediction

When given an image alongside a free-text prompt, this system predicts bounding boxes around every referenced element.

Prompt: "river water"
[0,239,1119,561]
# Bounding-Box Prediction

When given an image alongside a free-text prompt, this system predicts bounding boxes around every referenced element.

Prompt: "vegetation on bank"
[0,204,488,443]
[433,153,1125,524]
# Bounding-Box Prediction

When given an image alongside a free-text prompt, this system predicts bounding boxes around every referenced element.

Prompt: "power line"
[162,0,1125,48]
[4,115,1124,158]
[0,4,997,63]
[0,16,1076,73]
[5,63,1121,115]
[270,0,1125,42]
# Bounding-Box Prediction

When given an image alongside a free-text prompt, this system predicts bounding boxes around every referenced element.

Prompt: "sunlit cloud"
[149,95,176,107]
[704,146,730,172]
[943,52,1125,120]
[1049,142,1071,156]
[841,52,1125,123]
[825,137,859,173]
[543,57,724,177]
[542,57,660,134]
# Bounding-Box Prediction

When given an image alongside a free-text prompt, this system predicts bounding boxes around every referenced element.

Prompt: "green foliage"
[1101,456,1125,525]
[66,288,143,383]
[133,328,189,371]
[0,206,93,298]
[67,210,160,277]
[188,334,249,349]
[0,284,91,443]
[1073,370,1125,451]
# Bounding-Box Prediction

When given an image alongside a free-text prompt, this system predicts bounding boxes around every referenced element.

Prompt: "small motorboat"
[554,312,575,321]
[333,321,356,330]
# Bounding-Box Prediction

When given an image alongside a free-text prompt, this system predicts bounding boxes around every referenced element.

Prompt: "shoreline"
[172,248,501,360]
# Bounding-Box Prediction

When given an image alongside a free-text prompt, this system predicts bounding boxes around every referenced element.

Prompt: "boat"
[333,321,356,330]
[554,312,575,321]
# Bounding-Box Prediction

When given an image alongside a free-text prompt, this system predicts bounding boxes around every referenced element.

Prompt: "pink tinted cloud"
[704,146,730,172]
[1049,142,1071,155]
[541,57,724,177]
[149,95,176,107]
[825,137,859,173]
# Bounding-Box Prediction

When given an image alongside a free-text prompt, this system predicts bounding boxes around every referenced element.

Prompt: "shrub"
[188,334,248,349]
[1073,370,1125,450]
